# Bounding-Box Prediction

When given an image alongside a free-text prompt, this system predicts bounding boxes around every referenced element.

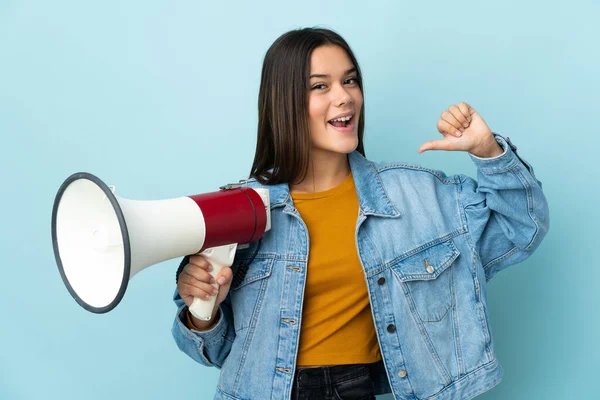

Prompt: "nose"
[333,84,353,107]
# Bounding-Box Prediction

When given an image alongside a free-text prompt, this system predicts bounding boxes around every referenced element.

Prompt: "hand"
[177,254,233,310]
[418,102,503,158]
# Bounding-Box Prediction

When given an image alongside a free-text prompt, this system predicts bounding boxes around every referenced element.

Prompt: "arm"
[459,133,550,282]
[171,256,236,368]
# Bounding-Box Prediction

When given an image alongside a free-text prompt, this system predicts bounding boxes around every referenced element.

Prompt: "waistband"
[294,362,377,386]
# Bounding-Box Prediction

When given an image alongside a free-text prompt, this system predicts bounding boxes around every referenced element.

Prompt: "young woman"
[172,27,549,400]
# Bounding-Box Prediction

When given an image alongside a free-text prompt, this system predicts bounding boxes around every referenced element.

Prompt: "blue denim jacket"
[172,133,549,400]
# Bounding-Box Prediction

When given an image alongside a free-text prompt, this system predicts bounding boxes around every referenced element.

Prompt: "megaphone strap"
[231,238,262,288]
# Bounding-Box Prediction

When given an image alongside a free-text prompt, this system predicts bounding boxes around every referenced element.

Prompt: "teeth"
[330,115,352,122]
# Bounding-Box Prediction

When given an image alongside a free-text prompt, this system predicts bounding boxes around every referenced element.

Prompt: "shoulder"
[369,159,461,186]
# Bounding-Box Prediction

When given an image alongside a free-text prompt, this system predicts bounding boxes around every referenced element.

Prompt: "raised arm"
[459,133,549,281]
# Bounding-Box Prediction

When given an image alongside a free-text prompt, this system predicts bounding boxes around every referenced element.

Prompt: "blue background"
[1,1,598,399]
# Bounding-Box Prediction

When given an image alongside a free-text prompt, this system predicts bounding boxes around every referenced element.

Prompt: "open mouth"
[327,114,354,128]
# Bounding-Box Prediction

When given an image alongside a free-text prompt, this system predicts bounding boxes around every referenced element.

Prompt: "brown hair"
[249,27,366,185]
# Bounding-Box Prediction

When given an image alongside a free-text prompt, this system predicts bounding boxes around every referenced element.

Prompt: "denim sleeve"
[171,257,236,368]
[458,133,550,282]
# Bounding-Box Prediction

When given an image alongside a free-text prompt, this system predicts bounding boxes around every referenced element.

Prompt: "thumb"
[215,267,233,306]
[418,138,454,153]
[216,267,233,287]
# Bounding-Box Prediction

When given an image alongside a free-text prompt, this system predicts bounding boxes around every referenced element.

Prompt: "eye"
[311,77,359,91]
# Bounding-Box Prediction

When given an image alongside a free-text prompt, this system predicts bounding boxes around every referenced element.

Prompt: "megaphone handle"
[189,284,219,321]
[188,243,237,321]
[188,262,222,321]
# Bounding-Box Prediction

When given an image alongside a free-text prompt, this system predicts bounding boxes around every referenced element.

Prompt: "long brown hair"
[249,27,366,185]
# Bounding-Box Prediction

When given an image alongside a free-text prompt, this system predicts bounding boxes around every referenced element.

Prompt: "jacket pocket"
[230,257,275,332]
[391,239,460,322]
[231,257,274,290]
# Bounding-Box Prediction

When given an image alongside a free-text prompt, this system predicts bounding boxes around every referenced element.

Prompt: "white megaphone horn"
[51,172,271,320]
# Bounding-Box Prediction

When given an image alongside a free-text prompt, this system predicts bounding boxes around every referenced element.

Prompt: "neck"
[289,149,351,194]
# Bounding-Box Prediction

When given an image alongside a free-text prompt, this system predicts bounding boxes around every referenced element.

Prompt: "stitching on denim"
[377,163,460,184]
[457,176,479,277]
[204,330,226,346]
[472,273,493,358]
[478,158,519,175]
[216,385,242,400]
[237,253,315,262]
[510,164,540,250]
[231,258,274,291]
[335,372,371,386]
[224,335,235,344]
[332,372,375,399]
[409,268,455,322]
[384,228,466,268]
[421,358,501,400]
[372,162,400,215]
[401,277,453,384]
[482,246,519,272]
[232,277,270,392]
[237,252,278,259]
[360,229,385,279]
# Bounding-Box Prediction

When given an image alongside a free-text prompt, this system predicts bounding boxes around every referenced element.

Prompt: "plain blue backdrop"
[1,1,598,399]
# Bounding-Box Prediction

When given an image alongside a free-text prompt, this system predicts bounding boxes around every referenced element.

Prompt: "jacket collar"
[257,151,400,218]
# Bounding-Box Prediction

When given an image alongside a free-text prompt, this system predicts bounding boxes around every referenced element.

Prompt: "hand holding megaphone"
[177,253,233,326]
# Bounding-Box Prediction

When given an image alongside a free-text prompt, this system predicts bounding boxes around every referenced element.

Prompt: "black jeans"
[291,363,377,400]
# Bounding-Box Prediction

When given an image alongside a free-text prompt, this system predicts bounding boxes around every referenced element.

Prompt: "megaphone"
[51,172,270,320]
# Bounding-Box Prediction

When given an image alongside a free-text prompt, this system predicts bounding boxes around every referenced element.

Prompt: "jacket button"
[424,258,434,274]
[387,324,396,333]
[377,277,386,285]
[398,369,407,378]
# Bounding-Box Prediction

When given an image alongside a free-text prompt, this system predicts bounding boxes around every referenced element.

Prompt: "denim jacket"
[172,133,549,400]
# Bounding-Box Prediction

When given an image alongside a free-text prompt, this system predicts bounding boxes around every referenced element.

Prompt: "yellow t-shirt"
[291,172,382,366]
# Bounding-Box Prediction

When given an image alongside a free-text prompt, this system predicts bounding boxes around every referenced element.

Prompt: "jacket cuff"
[468,133,524,175]
[175,304,227,345]
[469,132,539,182]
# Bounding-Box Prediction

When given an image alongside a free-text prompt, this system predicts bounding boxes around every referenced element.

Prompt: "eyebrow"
[309,67,356,79]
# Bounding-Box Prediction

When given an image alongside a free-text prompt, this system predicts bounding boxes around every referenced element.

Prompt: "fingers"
[437,119,462,138]
[189,255,213,272]
[457,102,472,123]
[178,261,217,301]
[183,263,215,284]
[440,110,464,137]
[179,278,218,300]
[441,102,473,137]
[179,260,234,295]
[187,255,232,284]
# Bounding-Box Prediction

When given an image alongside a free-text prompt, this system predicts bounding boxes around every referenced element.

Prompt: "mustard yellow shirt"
[291,172,382,366]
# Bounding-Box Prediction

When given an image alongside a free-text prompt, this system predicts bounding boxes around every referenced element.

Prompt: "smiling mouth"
[327,115,354,128]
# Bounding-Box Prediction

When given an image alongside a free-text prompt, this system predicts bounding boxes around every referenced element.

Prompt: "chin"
[312,128,359,155]
[323,140,359,155]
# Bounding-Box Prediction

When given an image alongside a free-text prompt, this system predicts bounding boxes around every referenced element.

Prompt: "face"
[307,45,363,157]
